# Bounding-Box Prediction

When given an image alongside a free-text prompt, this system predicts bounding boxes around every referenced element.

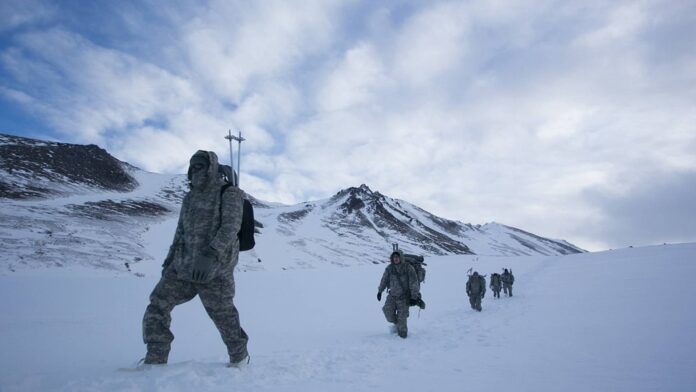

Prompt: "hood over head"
[187,150,221,187]
[390,250,404,264]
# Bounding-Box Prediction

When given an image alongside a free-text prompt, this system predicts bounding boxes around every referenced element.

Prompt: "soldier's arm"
[210,186,244,259]
[378,266,390,293]
[163,197,187,267]
[408,265,420,299]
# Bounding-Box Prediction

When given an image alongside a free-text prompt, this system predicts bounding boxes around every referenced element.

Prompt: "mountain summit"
[253,182,583,269]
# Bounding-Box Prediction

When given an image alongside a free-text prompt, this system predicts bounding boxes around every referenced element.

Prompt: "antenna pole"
[224,130,245,186]
[224,129,235,176]
[235,130,245,186]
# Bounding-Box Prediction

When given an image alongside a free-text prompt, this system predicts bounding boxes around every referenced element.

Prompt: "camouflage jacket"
[490,273,502,289]
[466,274,486,296]
[378,251,420,300]
[163,150,244,283]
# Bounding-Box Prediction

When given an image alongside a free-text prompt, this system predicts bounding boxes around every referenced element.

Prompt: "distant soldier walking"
[490,273,502,299]
[141,150,249,367]
[377,250,421,338]
[502,268,515,297]
[466,271,486,311]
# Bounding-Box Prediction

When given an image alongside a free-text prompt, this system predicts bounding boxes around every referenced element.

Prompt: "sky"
[1,0,695,251]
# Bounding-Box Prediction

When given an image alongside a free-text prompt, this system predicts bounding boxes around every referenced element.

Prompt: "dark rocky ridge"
[0,133,138,199]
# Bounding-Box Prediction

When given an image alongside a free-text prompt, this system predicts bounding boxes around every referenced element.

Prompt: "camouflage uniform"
[142,150,248,364]
[378,250,420,338]
[466,272,486,311]
[502,269,514,297]
[490,273,502,298]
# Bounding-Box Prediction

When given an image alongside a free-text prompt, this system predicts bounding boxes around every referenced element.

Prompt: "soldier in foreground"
[490,272,502,299]
[377,250,421,338]
[502,268,515,297]
[141,150,249,367]
[466,271,486,311]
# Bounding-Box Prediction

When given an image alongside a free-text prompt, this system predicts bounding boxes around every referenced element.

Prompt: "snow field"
[1,243,695,391]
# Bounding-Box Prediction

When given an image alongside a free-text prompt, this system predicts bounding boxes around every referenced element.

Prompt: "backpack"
[502,270,514,284]
[403,253,427,283]
[219,164,255,252]
[468,275,482,293]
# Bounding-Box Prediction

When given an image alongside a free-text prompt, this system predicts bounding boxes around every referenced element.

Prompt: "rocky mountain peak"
[329,184,389,214]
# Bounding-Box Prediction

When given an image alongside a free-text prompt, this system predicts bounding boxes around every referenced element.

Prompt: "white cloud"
[0,0,55,32]
[393,2,471,87]
[2,0,695,250]
[316,43,386,111]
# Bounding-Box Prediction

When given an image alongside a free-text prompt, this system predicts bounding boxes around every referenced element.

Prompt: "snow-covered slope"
[247,184,583,271]
[1,243,694,391]
[1,133,583,275]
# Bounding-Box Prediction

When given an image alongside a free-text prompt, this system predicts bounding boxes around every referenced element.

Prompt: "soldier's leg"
[509,285,513,297]
[469,294,476,309]
[475,295,482,311]
[142,276,197,363]
[198,275,249,363]
[383,295,398,324]
[395,298,410,338]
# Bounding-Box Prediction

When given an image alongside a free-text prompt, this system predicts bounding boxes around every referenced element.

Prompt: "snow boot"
[119,358,165,372]
[228,353,250,368]
[144,343,169,365]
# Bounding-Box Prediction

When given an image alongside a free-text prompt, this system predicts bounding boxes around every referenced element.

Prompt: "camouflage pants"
[469,293,482,311]
[142,273,249,364]
[503,283,513,296]
[383,295,410,335]
[492,286,501,298]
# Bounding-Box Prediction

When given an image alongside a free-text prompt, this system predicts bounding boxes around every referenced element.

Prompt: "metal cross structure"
[224,129,245,186]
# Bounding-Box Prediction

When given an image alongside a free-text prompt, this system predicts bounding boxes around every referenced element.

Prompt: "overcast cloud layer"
[1,0,695,251]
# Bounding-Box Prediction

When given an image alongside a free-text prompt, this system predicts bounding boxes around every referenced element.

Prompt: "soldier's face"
[391,255,400,264]
[190,163,206,173]
[190,163,209,187]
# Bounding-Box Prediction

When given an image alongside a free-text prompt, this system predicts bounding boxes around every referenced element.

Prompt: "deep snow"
[1,240,695,391]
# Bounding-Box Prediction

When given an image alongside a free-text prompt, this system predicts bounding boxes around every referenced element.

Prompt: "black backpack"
[219,165,255,252]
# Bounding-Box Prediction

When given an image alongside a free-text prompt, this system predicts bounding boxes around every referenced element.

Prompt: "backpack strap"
[218,183,233,225]
[390,264,411,299]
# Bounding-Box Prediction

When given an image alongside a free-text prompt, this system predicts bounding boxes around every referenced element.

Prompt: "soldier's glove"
[191,247,217,282]
[417,298,426,309]
[409,298,419,306]
[377,292,382,301]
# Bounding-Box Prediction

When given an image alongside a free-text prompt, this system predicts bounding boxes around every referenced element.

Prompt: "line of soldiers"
[466,268,515,311]
[142,149,515,369]
[376,247,517,338]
